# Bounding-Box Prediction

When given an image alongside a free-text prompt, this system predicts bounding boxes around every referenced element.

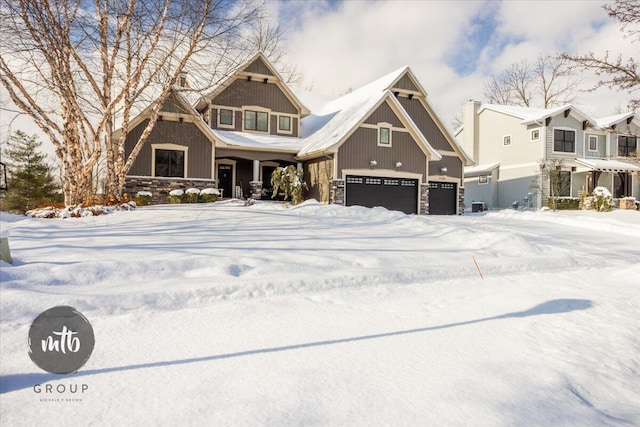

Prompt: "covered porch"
[575,158,640,199]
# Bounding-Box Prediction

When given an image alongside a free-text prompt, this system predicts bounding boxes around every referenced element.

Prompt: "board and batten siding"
[364,102,404,128]
[337,127,427,181]
[125,119,213,179]
[213,79,299,115]
[429,156,462,178]
[397,97,456,153]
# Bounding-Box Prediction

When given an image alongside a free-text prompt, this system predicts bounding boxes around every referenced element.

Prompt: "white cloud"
[280,0,635,124]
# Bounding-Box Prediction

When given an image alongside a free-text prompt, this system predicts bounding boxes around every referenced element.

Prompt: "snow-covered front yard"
[1,201,639,426]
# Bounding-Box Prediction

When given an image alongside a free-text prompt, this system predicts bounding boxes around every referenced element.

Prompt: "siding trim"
[151,143,189,178]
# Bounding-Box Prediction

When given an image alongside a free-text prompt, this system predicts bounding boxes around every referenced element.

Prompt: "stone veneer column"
[420,183,430,215]
[331,179,345,206]
[249,180,263,200]
[458,186,465,215]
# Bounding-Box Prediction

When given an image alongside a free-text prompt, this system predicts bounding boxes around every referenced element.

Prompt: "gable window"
[154,149,185,178]
[588,135,598,152]
[554,129,575,153]
[618,135,637,157]
[503,135,511,146]
[278,116,292,133]
[218,109,234,127]
[379,127,391,145]
[530,129,540,141]
[245,110,268,132]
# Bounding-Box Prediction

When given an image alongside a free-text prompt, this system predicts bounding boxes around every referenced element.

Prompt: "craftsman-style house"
[121,53,473,214]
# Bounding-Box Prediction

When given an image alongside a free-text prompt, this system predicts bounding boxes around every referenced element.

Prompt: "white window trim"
[277,114,294,135]
[216,107,235,129]
[151,143,188,178]
[242,106,271,133]
[478,174,488,185]
[587,135,598,152]
[377,122,393,147]
[503,135,512,147]
[530,129,540,142]
[552,127,577,154]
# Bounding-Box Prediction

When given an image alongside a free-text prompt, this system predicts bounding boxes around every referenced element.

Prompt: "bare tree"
[483,55,581,108]
[0,0,278,205]
[561,0,640,110]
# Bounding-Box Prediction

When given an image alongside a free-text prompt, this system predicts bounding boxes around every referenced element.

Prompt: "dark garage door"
[429,181,457,215]
[345,176,419,214]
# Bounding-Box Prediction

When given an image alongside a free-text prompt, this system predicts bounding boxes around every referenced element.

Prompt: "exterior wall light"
[370,160,378,167]
[395,161,402,168]
[440,167,448,174]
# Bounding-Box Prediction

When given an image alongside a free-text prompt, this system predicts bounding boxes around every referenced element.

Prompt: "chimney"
[462,100,482,163]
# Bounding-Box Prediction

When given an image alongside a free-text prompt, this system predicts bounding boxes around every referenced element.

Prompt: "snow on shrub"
[169,189,184,204]
[200,188,219,203]
[185,188,200,203]
[582,186,613,212]
[135,191,152,206]
[25,203,137,219]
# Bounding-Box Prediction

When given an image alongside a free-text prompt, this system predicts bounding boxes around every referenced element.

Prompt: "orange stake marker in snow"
[473,256,484,280]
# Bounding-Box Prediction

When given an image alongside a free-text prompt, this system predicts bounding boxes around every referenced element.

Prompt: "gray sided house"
[120,53,473,214]
[458,101,640,210]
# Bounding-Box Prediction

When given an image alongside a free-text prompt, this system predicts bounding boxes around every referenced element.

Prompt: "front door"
[217,164,233,199]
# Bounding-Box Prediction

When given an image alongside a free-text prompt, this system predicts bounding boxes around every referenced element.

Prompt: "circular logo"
[28,306,95,374]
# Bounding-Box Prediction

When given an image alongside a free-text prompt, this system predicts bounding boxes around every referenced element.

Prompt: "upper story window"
[379,127,391,145]
[219,109,233,126]
[588,135,598,152]
[503,135,512,146]
[245,110,268,132]
[618,135,637,157]
[278,115,292,134]
[553,129,575,153]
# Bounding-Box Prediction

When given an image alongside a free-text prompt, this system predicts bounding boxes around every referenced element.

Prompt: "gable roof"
[194,52,310,117]
[297,89,441,161]
[596,112,638,129]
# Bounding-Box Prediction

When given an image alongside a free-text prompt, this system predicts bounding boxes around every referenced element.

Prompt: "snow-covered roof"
[576,158,640,173]
[212,130,305,152]
[479,103,592,125]
[596,112,636,129]
[464,162,500,177]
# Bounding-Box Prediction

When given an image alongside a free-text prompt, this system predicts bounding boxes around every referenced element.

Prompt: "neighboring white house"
[457,101,640,210]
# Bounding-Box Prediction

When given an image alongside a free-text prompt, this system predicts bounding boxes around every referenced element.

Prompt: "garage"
[345,175,419,214]
[428,181,457,215]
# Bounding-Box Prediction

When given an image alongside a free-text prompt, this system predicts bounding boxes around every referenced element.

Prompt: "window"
[155,149,185,178]
[379,127,391,145]
[554,129,575,153]
[245,110,268,132]
[550,170,571,197]
[503,135,511,146]
[588,135,598,152]
[530,129,540,141]
[618,135,637,157]
[219,109,233,126]
[478,175,488,184]
[278,116,291,132]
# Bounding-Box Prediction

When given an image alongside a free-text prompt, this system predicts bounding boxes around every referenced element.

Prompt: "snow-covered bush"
[200,188,219,203]
[270,165,307,205]
[135,191,152,206]
[582,186,613,212]
[169,189,184,204]
[185,188,200,203]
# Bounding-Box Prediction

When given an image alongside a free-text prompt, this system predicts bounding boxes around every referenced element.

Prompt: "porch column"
[250,159,262,200]
[253,160,260,182]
